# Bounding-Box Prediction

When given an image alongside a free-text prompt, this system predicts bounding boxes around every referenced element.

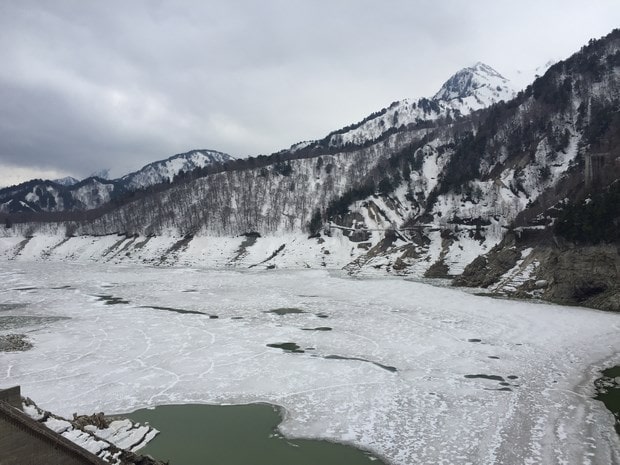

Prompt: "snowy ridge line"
[0,149,235,214]
[290,62,516,151]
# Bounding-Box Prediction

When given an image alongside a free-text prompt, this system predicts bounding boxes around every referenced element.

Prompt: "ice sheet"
[0,262,618,465]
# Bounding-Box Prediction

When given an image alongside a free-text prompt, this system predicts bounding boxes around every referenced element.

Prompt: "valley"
[0,22,618,465]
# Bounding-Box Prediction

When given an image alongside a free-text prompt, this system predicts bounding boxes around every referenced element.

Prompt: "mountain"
[289,62,515,151]
[88,169,111,180]
[0,65,510,215]
[121,149,232,191]
[0,149,235,213]
[52,176,80,186]
[1,30,618,311]
[506,59,557,91]
[432,62,514,103]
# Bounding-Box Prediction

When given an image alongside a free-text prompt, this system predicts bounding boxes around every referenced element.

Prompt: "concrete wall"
[0,386,22,410]
[0,400,107,465]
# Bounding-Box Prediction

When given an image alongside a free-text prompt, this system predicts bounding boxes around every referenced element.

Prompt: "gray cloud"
[1,0,619,185]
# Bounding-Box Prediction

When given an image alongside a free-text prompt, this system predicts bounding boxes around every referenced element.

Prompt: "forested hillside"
[1,29,618,310]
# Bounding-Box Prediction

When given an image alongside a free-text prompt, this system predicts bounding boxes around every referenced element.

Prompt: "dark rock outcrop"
[454,235,620,312]
[536,243,620,311]
[453,235,521,288]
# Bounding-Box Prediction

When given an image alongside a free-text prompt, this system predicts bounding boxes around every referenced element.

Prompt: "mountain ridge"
[288,61,516,152]
[1,29,618,311]
[0,62,510,214]
[0,149,235,213]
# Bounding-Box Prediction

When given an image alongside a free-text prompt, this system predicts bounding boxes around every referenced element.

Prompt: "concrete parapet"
[0,386,22,410]
[0,392,108,465]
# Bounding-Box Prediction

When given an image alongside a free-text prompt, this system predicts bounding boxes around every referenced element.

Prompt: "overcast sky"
[1,1,619,186]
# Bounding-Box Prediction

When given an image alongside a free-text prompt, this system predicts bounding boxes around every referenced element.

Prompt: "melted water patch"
[464,374,505,382]
[266,308,306,316]
[465,373,520,391]
[325,355,397,373]
[267,342,305,353]
[94,294,130,305]
[140,305,207,316]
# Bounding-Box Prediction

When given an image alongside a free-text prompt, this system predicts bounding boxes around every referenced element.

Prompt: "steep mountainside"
[1,30,619,310]
[329,30,620,307]
[121,149,232,191]
[288,62,515,152]
[0,149,234,213]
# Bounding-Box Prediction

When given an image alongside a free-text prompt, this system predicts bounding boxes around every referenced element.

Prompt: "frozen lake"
[0,262,619,465]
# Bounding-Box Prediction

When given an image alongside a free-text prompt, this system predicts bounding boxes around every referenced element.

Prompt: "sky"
[1,1,619,187]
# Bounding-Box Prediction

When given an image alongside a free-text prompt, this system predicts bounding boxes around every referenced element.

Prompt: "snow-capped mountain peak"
[52,176,80,186]
[292,62,516,151]
[121,149,235,190]
[89,169,111,180]
[433,62,515,104]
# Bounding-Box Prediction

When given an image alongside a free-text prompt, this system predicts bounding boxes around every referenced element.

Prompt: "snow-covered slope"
[291,62,515,150]
[0,149,234,213]
[52,176,80,186]
[433,62,515,107]
[121,149,234,190]
[506,59,556,91]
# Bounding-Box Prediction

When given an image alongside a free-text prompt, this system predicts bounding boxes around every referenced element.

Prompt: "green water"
[128,403,383,465]
[595,366,620,435]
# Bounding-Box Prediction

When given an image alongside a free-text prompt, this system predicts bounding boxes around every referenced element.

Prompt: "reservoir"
[128,403,384,465]
[3,263,620,464]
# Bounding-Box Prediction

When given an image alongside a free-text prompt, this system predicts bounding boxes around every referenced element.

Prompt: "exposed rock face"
[454,233,620,312]
[424,259,450,278]
[536,243,620,311]
[71,412,110,430]
[454,235,521,288]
